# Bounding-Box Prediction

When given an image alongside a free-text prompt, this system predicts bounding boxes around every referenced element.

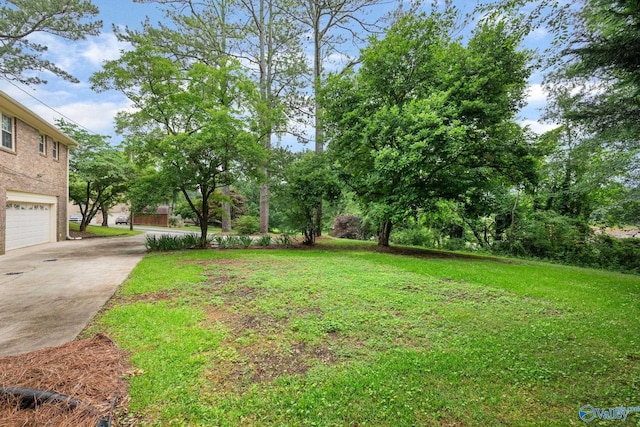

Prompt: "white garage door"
[5,202,53,250]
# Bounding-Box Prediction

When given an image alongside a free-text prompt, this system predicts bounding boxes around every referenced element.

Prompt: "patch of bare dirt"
[206,337,338,393]
[201,306,340,393]
[0,334,130,427]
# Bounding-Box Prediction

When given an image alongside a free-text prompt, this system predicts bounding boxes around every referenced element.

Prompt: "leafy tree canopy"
[0,0,101,84]
[322,10,537,245]
[92,41,266,245]
[59,120,133,231]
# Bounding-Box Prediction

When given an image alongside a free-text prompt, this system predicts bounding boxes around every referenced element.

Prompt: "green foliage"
[214,235,228,249]
[276,232,294,247]
[168,216,183,228]
[92,42,266,247]
[60,120,133,232]
[257,234,272,246]
[224,236,242,248]
[391,226,435,247]
[233,216,260,235]
[238,235,254,248]
[126,168,173,218]
[145,233,206,251]
[322,10,535,246]
[549,0,640,139]
[277,152,341,245]
[0,0,101,85]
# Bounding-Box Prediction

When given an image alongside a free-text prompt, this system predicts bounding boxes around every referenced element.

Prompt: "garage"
[5,192,57,251]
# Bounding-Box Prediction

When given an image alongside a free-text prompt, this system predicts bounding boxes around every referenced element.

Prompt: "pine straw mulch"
[0,333,130,427]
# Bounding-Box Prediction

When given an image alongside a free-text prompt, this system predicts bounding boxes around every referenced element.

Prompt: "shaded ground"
[0,334,129,427]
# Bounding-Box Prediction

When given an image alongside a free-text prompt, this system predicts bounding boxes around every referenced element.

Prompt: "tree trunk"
[259,182,269,233]
[377,220,392,247]
[313,20,324,237]
[100,205,108,227]
[314,205,322,237]
[258,0,270,235]
[199,203,209,248]
[221,184,232,232]
[508,191,520,244]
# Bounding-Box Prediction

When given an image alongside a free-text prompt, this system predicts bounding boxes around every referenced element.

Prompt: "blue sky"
[0,0,556,149]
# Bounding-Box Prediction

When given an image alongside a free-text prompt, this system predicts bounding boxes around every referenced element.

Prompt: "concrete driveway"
[0,234,146,356]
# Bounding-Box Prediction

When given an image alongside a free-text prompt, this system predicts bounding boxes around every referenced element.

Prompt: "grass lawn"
[69,222,143,237]
[85,239,640,426]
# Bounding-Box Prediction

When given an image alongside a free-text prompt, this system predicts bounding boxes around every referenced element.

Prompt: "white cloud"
[47,100,128,135]
[27,31,129,81]
[525,83,547,104]
[529,27,548,40]
[0,80,130,140]
[520,119,559,135]
[80,33,128,67]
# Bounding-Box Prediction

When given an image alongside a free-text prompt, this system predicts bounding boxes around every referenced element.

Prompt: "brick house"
[0,91,78,255]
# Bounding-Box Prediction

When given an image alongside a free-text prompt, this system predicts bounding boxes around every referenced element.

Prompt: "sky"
[0,0,557,150]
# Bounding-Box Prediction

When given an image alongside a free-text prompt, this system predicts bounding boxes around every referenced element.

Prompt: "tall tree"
[480,0,640,142]
[287,0,385,235]
[92,45,265,246]
[546,0,640,142]
[323,10,536,246]
[0,0,101,84]
[135,0,306,233]
[277,151,340,244]
[479,0,640,241]
[238,0,307,233]
[60,120,132,232]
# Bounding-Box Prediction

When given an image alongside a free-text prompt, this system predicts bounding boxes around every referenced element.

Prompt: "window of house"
[39,134,47,155]
[2,113,13,150]
[52,141,59,159]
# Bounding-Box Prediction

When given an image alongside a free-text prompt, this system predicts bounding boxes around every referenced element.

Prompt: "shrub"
[331,215,363,239]
[168,215,184,228]
[277,232,294,246]
[238,235,253,248]
[391,226,434,247]
[233,216,260,235]
[215,235,228,249]
[225,236,241,248]
[571,235,640,273]
[145,233,203,251]
[257,235,272,246]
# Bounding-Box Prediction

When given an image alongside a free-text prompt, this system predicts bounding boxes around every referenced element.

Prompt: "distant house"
[0,91,78,255]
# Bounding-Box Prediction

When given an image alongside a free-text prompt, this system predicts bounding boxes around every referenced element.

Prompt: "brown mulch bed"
[0,334,130,427]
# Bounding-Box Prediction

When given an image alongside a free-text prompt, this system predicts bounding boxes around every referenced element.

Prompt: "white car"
[69,214,83,223]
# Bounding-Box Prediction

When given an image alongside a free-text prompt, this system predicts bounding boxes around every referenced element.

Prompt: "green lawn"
[86,239,640,426]
[69,222,143,237]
